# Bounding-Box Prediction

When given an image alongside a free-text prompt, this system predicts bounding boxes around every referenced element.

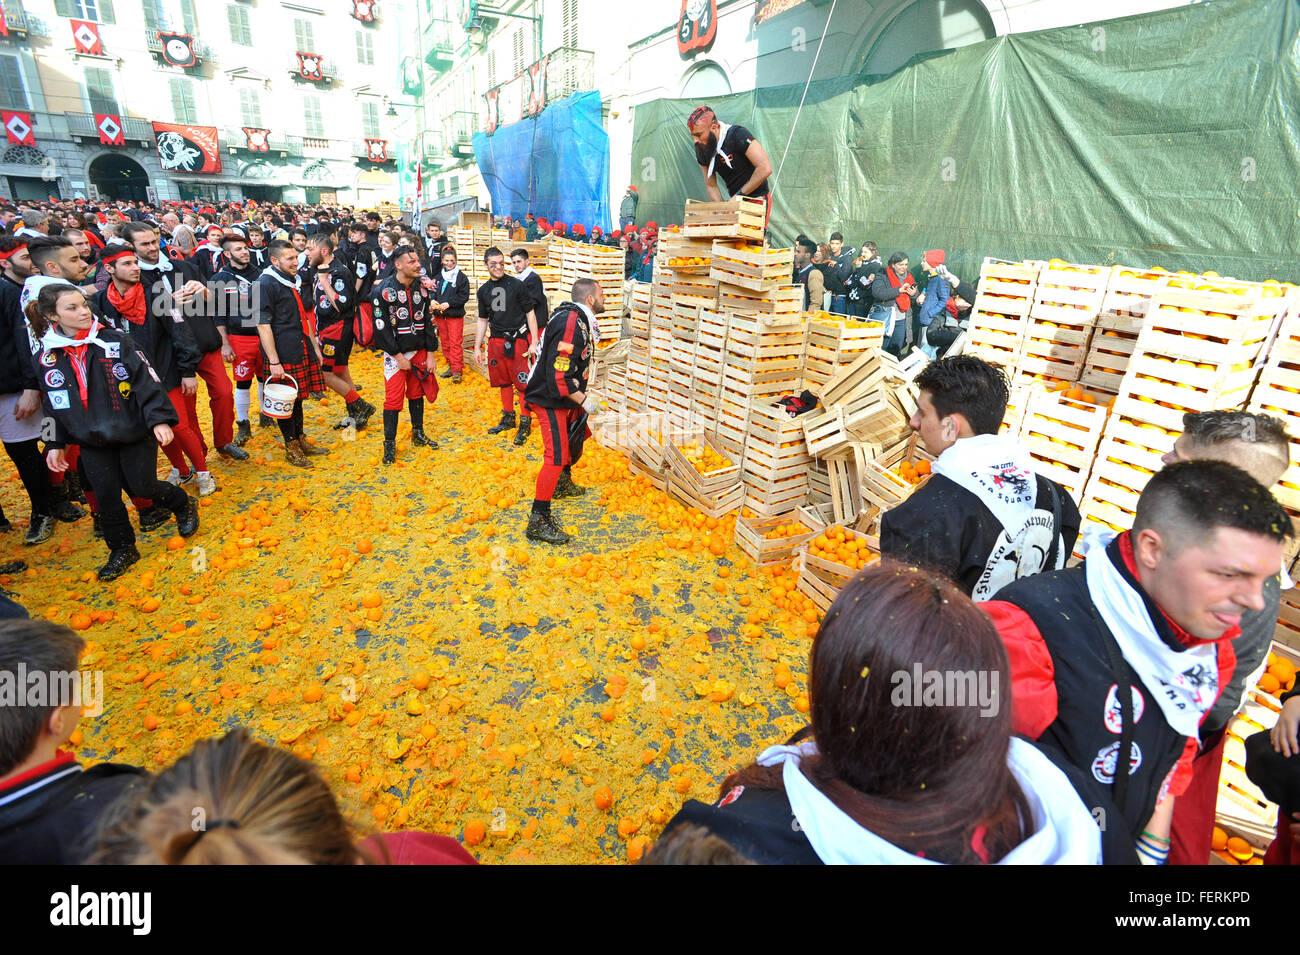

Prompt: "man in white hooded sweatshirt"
[880,356,1080,600]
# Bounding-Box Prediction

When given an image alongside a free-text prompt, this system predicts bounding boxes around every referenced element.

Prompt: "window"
[302,94,323,137]
[179,0,197,34]
[437,178,446,198]
[486,49,496,88]
[227,4,251,45]
[561,0,577,48]
[141,0,165,31]
[0,54,29,111]
[55,0,115,23]
[360,100,379,138]
[450,174,459,194]
[169,76,197,123]
[512,26,525,76]
[238,87,262,127]
[294,18,315,51]
[84,67,118,114]
[356,31,374,65]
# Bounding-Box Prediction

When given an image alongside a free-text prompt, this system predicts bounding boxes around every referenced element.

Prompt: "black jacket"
[524,302,594,410]
[141,258,221,355]
[476,275,534,339]
[370,274,437,355]
[880,471,1081,600]
[255,267,311,365]
[0,274,37,395]
[37,324,179,449]
[516,269,548,327]
[0,758,147,864]
[870,269,915,309]
[309,258,357,328]
[430,269,470,319]
[212,262,262,338]
[91,284,201,393]
[843,257,883,307]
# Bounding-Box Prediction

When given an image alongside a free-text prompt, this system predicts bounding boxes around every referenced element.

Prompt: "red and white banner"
[71,19,103,55]
[242,127,270,152]
[412,164,423,233]
[95,113,124,146]
[0,9,8,38]
[352,0,377,22]
[364,138,389,162]
[484,89,499,135]
[483,54,550,134]
[2,111,34,146]
[152,121,222,174]
[158,32,196,67]
[297,52,323,81]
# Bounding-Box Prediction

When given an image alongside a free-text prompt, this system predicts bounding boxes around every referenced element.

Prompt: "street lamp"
[461,1,542,62]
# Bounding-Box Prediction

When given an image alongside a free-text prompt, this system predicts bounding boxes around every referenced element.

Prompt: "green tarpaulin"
[630,0,1300,283]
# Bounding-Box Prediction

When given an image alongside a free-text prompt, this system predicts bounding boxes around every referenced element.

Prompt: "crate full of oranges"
[799,524,880,583]
[860,437,936,512]
[733,507,825,567]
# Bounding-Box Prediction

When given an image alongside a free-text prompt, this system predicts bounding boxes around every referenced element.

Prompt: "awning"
[420,193,479,221]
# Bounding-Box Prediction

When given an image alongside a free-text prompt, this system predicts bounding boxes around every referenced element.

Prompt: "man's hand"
[396,353,411,371]
[424,354,436,373]
[45,447,67,472]
[1272,696,1300,757]
[570,390,586,405]
[153,423,174,447]
[181,376,198,396]
[15,389,40,420]
[475,344,486,367]
[176,280,207,304]
[221,342,235,363]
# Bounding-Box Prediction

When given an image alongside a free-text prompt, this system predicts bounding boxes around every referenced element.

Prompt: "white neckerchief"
[19,276,65,320]
[933,433,1038,536]
[261,265,301,291]
[41,320,116,355]
[138,256,173,274]
[515,266,535,283]
[706,122,733,181]
[1083,532,1221,738]
[439,266,461,288]
[756,739,1101,865]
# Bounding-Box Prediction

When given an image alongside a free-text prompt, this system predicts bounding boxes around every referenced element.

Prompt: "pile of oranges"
[892,459,932,486]
[1256,652,1297,698]
[806,526,875,572]
[680,441,733,474]
[1212,827,1261,865]
[764,521,810,541]
[668,256,711,268]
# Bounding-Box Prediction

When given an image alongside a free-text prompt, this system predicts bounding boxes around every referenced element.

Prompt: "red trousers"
[436,317,463,375]
[230,335,263,384]
[488,336,531,417]
[162,387,208,475]
[535,404,577,501]
[1168,729,1226,865]
[183,349,235,452]
[382,351,439,410]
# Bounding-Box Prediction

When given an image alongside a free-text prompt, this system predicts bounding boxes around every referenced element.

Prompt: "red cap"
[644,220,658,231]
[611,230,622,238]
[924,249,945,267]
[572,224,586,236]
[687,105,712,131]
[628,185,637,193]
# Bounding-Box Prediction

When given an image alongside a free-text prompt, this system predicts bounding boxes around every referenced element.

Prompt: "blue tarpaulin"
[474,90,611,233]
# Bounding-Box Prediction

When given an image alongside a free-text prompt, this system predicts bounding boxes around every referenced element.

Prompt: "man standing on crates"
[879,356,1080,599]
[687,105,773,227]
[522,278,604,545]
[475,246,540,446]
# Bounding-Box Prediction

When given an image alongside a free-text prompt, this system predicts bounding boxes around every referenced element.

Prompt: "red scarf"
[292,288,317,341]
[63,324,96,409]
[885,268,911,312]
[106,281,146,326]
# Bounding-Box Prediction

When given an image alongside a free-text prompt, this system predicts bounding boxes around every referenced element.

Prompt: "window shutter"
[0,55,29,111]
[562,0,577,49]
[54,0,75,17]
[180,0,197,34]
[86,67,118,114]
[98,0,116,24]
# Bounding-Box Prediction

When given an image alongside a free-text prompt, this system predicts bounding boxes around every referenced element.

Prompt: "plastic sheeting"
[629,0,1300,282]
[474,90,611,232]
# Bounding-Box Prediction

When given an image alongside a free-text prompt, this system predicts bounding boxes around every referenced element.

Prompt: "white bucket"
[262,374,298,420]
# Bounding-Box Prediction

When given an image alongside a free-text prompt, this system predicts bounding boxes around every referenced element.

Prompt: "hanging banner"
[242,127,270,152]
[352,0,377,23]
[71,19,103,55]
[677,0,717,57]
[527,55,549,116]
[484,89,499,135]
[152,121,222,174]
[2,111,34,146]
[483,53,551,134]
[158,32,196,67]
[364,139,389,162]
[412,164,423,233]
[0,9,8,38]
[297,52,324,81]
[95,113,124,146]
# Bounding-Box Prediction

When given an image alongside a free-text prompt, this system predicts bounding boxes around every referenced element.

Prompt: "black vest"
[992,541,1189,840]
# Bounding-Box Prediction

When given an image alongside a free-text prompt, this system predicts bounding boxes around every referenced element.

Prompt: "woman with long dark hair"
[656,564,1121,864]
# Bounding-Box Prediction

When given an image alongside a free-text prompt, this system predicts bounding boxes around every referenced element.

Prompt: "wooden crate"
[709,240,793,292]
[725,311,806,358]
[665,433,741,494]
[697,307,729,350]
[747,396,808,445]
[1112,352,1258,434]
[797,561,846,613]
[682,196,767,241]
[734,506,825,566]
[979,257,1042,287]
[797,524,881,588]
[802,406,852,458]
[806,459,832,504]
[1081,313,1145,393]
[806,314,883,363]
[1019,391,1110,500]
[815,349,887,407]
[1077,416,1177,535]
[860,435,934,512]
[717,283,802,318]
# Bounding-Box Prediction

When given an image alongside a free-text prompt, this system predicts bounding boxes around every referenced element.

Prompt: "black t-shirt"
[476,275,533,338]
[710,124,769,199]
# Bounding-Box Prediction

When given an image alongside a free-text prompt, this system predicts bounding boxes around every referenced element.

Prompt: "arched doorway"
[680,61,732,99]
[90,153,150,202]
[859,0,996,76]
[354,168,394,209]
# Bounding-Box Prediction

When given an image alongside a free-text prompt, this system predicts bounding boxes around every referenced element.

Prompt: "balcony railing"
[544,47,594,103]
[352,139,394,162]
[144,30,212,66]
[65,112,156,143]
[1,2,32,38]
[424,18,455,69]
[287,53,339,83]
[401,56,422,95]
[445,110,478,152]
[221,127,303,158]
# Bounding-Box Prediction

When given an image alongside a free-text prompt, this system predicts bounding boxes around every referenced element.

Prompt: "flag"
[297,52,323,81]
[152,122,222,174]
[352,0,377,22]
[1,9,12,38]
[364,139,388,162]
[71,19,103,55]
[412,165,423,233]
[95,113,124,146]
[485,89,499,135]
[158,32,196,67]
[242,127,270,152]
[677,0,717,56]
[2,111,34,147]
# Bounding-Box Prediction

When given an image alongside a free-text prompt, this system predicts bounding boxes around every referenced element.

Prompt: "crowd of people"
[0,194,1296,869]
